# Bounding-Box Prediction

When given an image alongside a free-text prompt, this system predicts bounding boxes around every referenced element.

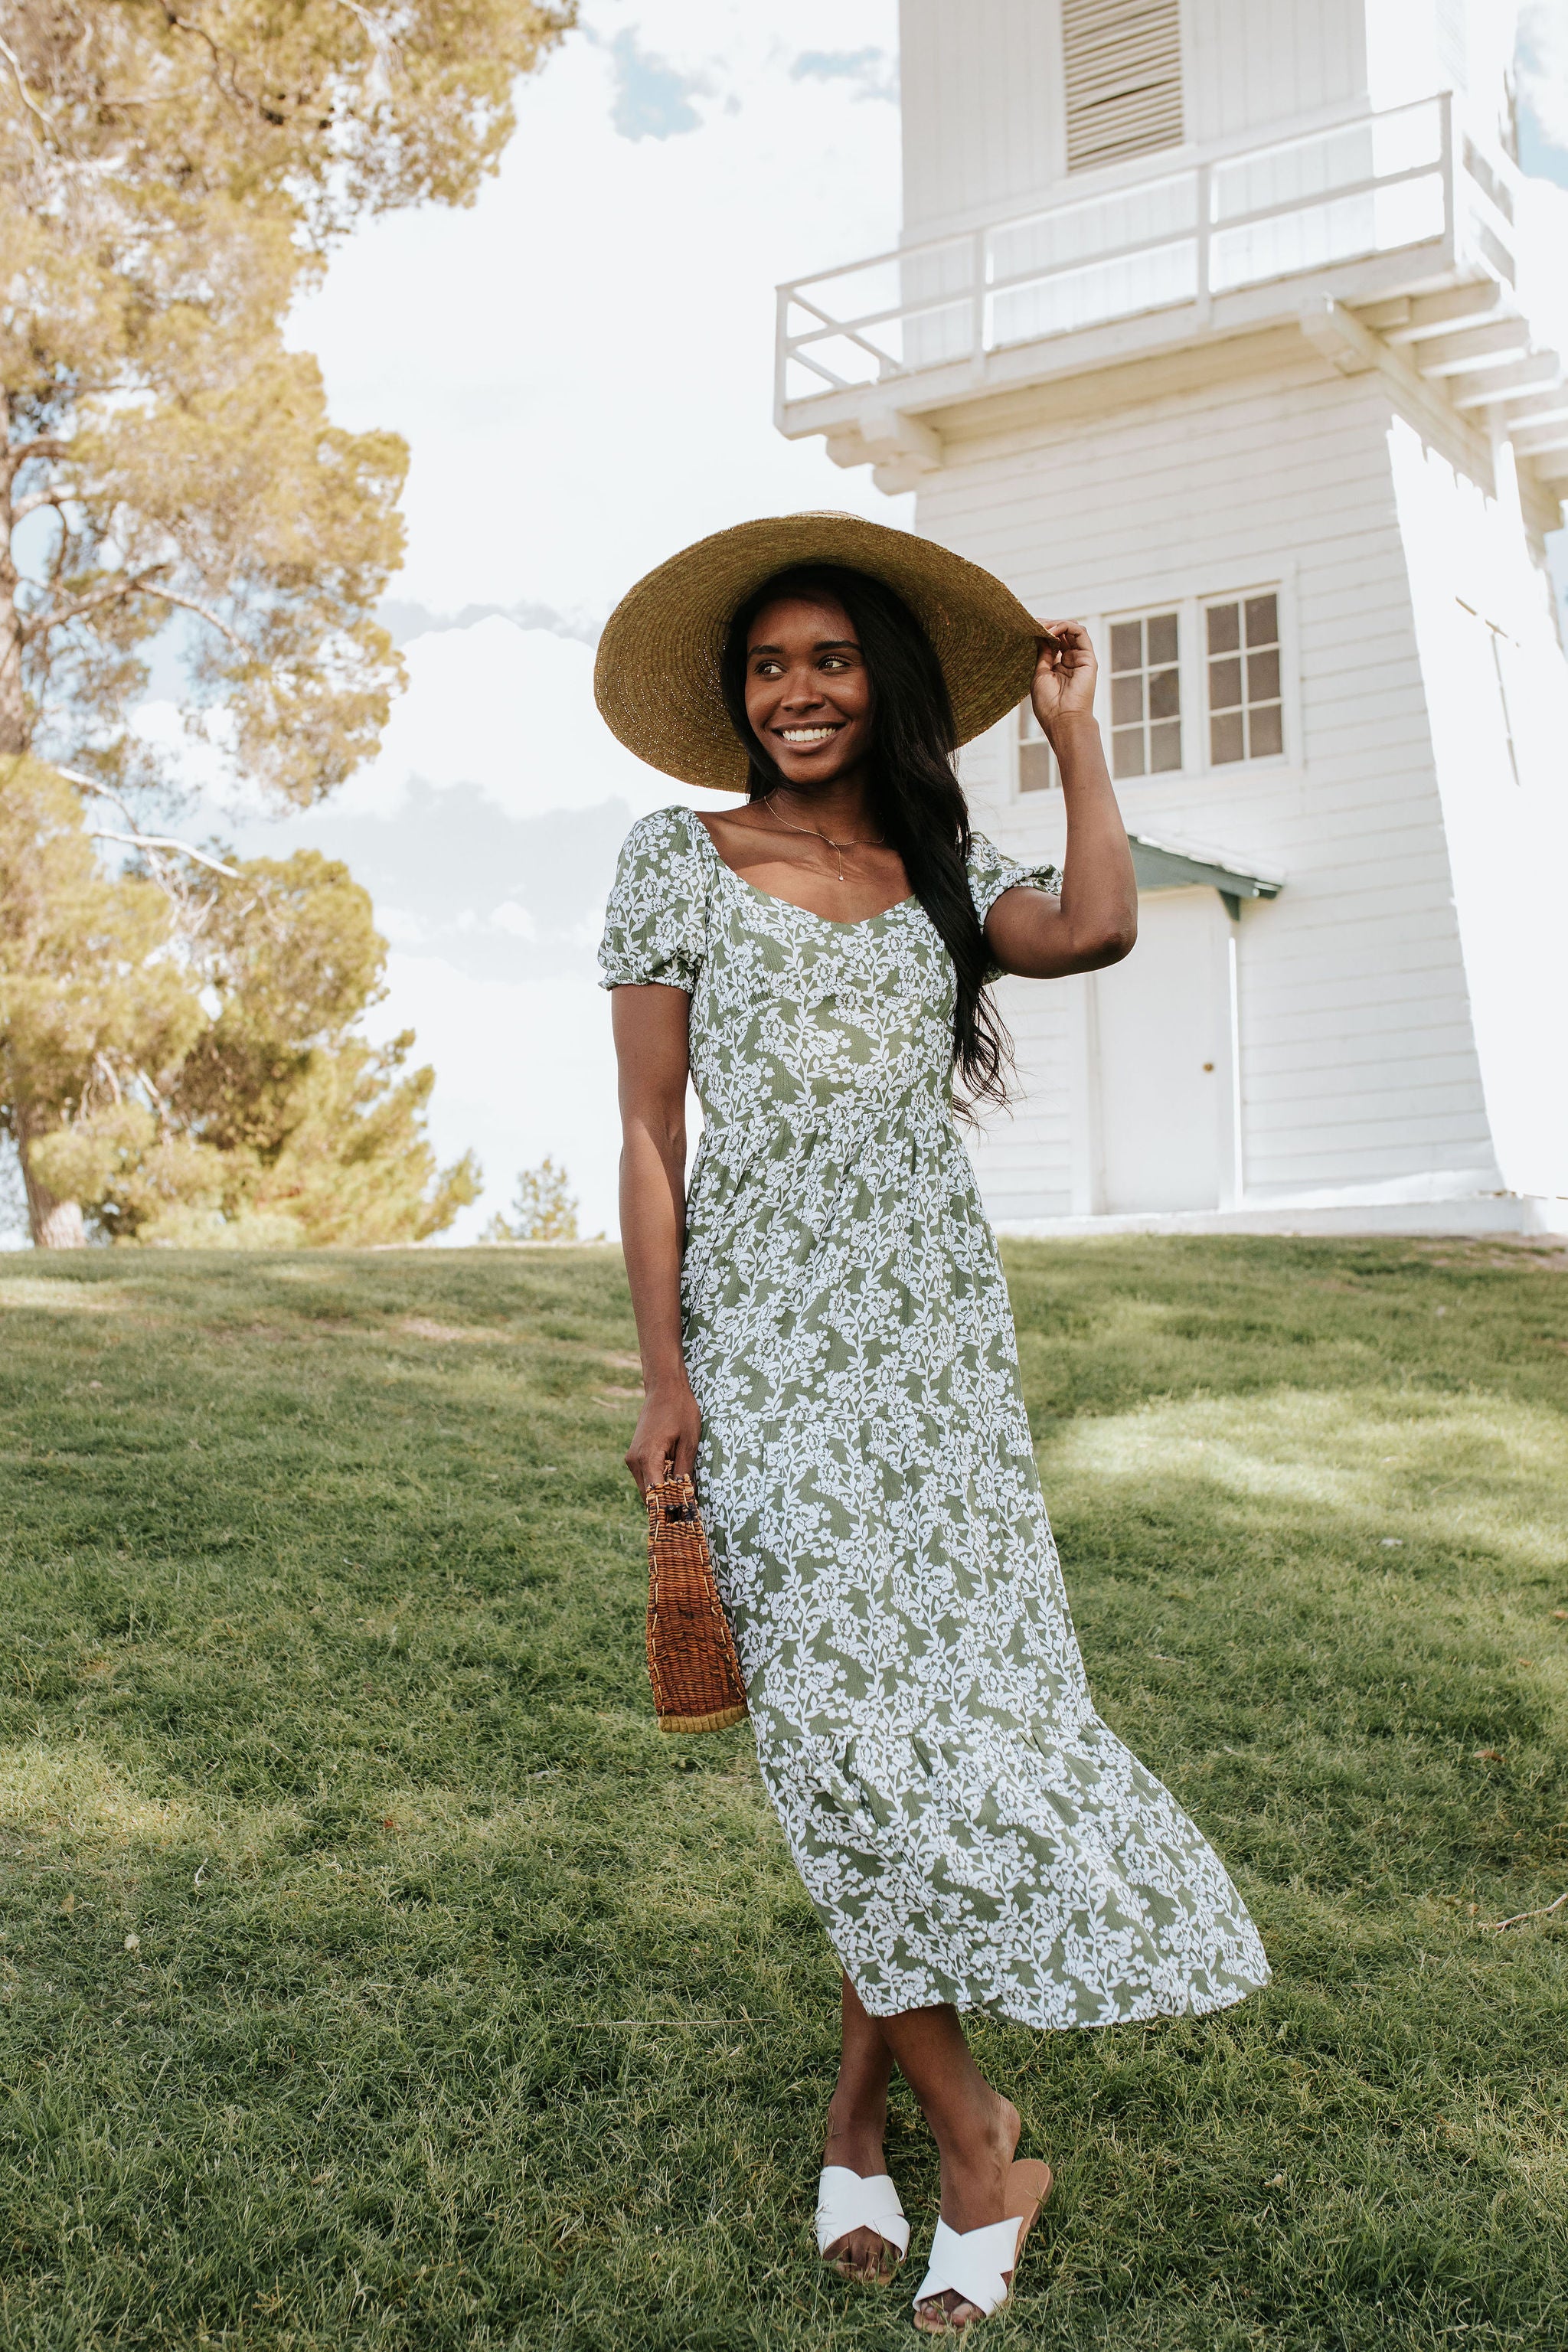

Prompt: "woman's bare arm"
[983,621,1138,980]
[611,983,702,1493]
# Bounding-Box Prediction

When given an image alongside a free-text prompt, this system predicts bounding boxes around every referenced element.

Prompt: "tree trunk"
[37,1197,87,1248]
[0,398,28,757]
[14,1121,87,1249]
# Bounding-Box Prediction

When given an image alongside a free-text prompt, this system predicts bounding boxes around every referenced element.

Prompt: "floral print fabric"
[600,804,1269,2027]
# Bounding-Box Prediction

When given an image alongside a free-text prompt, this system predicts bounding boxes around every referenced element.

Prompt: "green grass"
[0,1235,1565,2351]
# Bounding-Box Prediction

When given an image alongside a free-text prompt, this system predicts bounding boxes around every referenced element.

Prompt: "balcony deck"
[774,94,1567,498]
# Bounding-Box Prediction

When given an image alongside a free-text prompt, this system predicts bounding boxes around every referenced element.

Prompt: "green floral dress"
[601,805,1269,2028]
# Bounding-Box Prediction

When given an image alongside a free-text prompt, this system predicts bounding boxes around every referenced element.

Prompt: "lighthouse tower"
[774,0,1568,1234]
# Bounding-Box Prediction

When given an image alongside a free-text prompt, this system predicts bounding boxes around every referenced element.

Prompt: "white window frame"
[1007,569,1300,797]
[1198,584,1288,773]
[1014,693,1063,795]
[1102,600,1184,782]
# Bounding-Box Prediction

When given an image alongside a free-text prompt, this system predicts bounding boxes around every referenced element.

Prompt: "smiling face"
[743,593,874,791]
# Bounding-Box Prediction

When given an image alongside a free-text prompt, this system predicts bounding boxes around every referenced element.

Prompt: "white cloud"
[375,904,428,945]
[489,899,537,939]
[1519,0,1568,152]
[327,617,665,820]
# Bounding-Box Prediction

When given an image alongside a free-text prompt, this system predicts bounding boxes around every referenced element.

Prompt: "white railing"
[775,93,1498,416]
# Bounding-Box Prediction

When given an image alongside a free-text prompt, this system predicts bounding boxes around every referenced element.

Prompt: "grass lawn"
[0,1235,1565,2351]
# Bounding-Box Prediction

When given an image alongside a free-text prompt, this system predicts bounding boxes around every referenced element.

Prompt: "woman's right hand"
[626,1374,702,1494]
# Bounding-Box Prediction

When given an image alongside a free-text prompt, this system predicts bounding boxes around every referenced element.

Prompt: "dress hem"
[854,1967,1272,2035]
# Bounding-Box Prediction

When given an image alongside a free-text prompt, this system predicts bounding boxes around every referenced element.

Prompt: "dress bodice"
[598,804,1057,1142]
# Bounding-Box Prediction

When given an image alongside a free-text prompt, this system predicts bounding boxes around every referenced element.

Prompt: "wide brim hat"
[593,511,1042,792]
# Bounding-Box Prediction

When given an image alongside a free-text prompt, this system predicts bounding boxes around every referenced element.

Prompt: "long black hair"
[718,563,1011,1110]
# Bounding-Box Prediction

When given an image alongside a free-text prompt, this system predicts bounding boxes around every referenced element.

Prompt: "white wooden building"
[774,0,1568,1236]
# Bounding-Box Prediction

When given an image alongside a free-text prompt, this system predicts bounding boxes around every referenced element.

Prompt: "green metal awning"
[1128,832,1284,921]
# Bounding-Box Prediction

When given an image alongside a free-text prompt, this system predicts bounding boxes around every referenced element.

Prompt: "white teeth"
[780,726,838,743]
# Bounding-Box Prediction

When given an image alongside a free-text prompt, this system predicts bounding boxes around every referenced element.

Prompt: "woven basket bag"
[644,1470,747,1734]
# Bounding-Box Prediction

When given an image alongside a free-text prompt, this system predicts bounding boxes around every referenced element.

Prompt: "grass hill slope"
[0,1238,1564,2350]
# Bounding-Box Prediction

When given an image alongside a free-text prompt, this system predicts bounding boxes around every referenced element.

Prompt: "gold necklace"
[762,792,885,884]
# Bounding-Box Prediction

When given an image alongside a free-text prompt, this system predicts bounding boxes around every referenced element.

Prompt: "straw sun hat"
[593,511,1043,792]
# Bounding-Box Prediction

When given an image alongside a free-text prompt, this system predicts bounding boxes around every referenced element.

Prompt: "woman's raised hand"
[1030,620,1098,736]
[625,1374,702,1495]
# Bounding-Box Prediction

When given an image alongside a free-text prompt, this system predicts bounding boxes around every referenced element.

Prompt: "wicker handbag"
[644,1469,747,1734]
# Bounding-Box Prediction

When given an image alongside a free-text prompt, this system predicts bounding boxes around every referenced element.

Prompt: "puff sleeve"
[597,805,712,992]
[965,831,1062,982]
[965,831,1062,923]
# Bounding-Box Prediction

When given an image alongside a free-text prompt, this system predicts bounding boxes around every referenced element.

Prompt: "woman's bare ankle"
[823,2092,888,2179]
[933,2089,1020,2233]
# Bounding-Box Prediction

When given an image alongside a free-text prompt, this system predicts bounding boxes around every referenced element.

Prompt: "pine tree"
[0,1,574,799]
[0,758,207,1244]
[0,765,479,1246]
[482,1158,582,1243]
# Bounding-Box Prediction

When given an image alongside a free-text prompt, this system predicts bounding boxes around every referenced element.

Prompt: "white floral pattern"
[601,805,1269,2028]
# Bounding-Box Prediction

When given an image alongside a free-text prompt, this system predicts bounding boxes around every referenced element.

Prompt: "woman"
[596,514,1269,2334]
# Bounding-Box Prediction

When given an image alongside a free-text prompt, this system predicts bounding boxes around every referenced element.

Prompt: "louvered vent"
[1063,0,1184,174]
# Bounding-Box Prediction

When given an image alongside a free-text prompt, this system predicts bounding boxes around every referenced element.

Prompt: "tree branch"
[10,487,69,524]
[0,35,54,147]
[89,828,240,880]
[24,569,250,655]
[19,567,252,658]
[330,0,401,95]
[139,585,249,651]
[2,436,72,486]
[18,568,169,639]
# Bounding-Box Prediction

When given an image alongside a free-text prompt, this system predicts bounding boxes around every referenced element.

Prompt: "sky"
[145,0,911,1243]
[18,2,1564,1248]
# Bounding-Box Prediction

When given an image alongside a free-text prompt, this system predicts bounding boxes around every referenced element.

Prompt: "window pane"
[1018,740,1057,792]
[1207,600,1240,655]
[1246,646,1280,704]
[1208,655,1242,710]
[1149,719,1182,772]
[1112,726,1146,777]
[1110,619,1143,672]
[1148,665,1181,720]
[1244,593,1279,648]
[1018,697,1047,743]
[1146,610,1178,666]
[1210,709,1245,765]
[1111,671,1145,724]
[1248,701,1283,758]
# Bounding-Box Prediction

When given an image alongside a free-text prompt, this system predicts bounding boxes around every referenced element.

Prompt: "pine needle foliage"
[0,0,575,794]
[483,1155,581,1243]
[0,759,479,1242]
[0,1234,1563,2348]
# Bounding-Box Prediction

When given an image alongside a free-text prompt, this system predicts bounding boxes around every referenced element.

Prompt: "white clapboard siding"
[1388,420,1568,1200]
[1063,0,1184,172]
[933,341,1515,1213]
[898,0,1376,243]
[900,0,1067,233]
[1185,0,1367,146]
[965,975,1079,1220]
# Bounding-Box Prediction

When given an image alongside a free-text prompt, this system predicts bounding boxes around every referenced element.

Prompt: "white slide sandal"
[815,2164,911,2280]
[912,2160,1053,2333]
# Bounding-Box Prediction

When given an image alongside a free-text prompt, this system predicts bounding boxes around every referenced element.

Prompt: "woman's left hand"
[1030,620,1098,737]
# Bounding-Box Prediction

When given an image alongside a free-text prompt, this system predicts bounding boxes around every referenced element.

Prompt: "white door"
[1093,887,1233,1213]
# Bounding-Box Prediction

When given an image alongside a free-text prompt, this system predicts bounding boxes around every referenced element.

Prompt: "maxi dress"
[600,805,1269,2029]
